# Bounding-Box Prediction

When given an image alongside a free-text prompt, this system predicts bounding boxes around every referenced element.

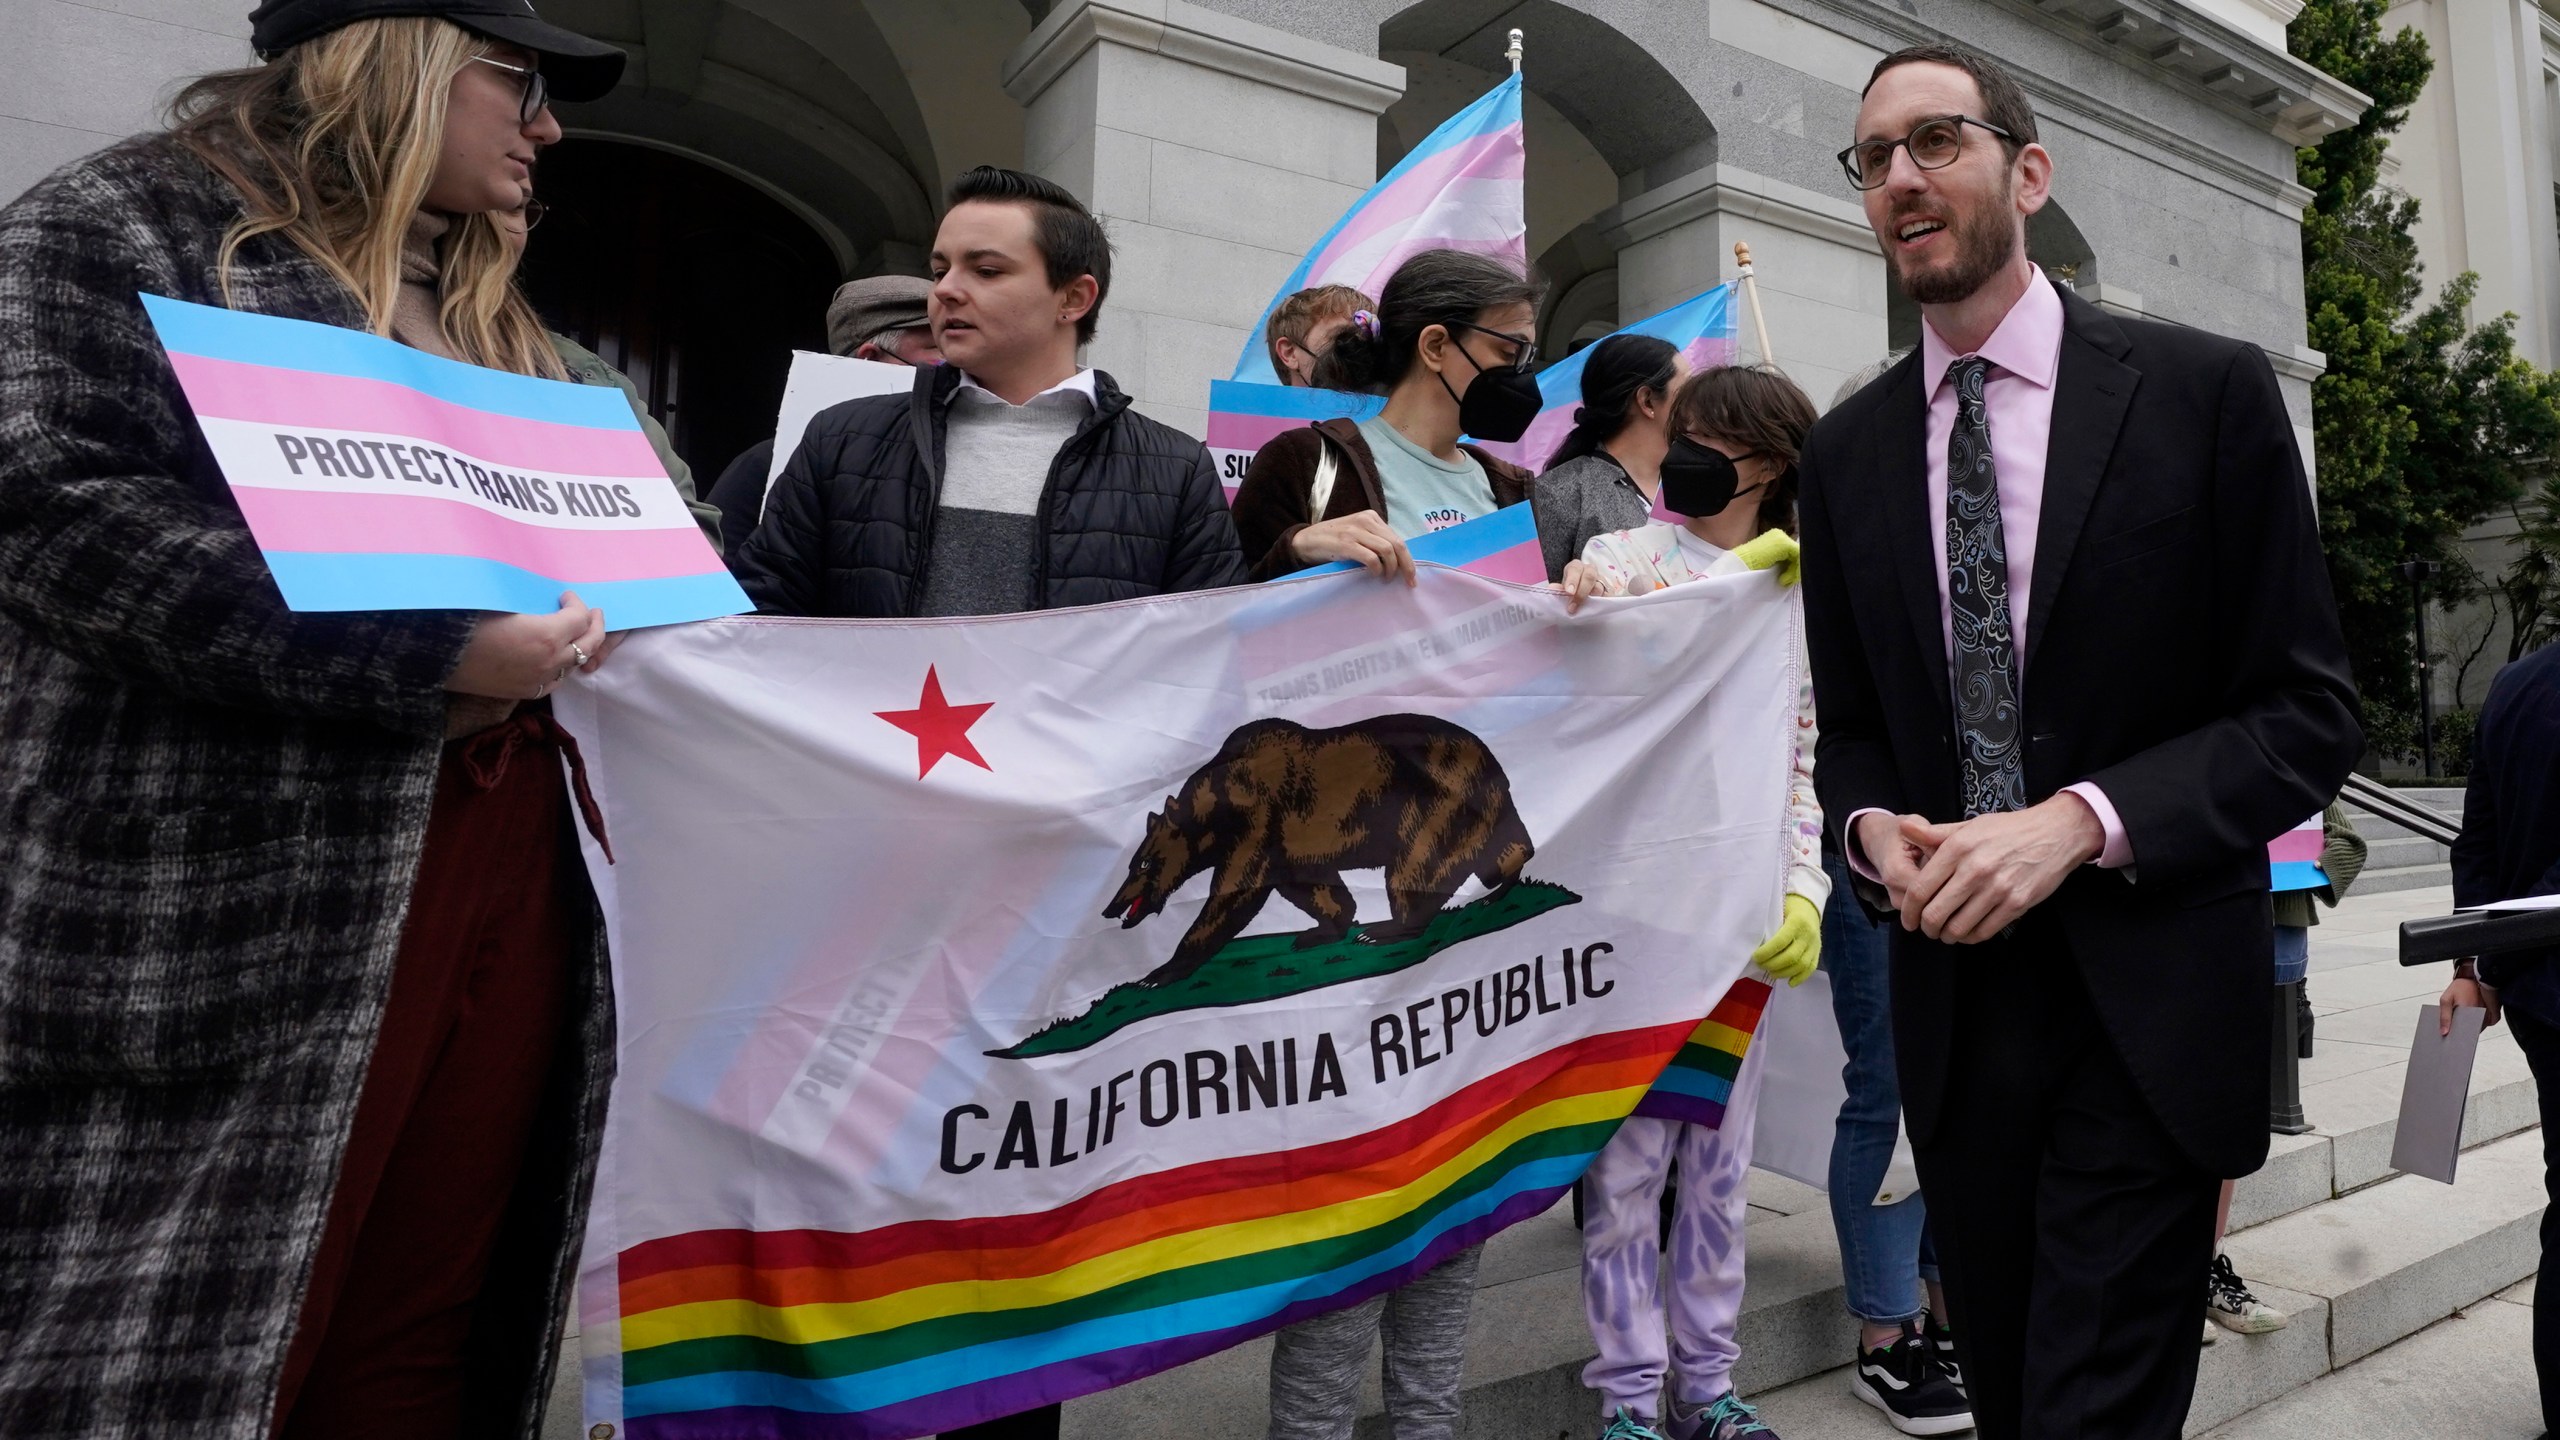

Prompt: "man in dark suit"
[2439,640,2560,1431]
[1797,45,2361,1438]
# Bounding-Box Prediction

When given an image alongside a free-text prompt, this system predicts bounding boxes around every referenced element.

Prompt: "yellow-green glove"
[1731,527,1801,587]
[1751,893,1822,986]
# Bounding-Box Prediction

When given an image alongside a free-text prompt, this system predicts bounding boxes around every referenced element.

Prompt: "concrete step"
[2223,1128,2546,1368]
[2347,860,2455,896]
[2225,1004,2535,1232]
[1749,1131,2545,1437]
[2360,833,2446,870]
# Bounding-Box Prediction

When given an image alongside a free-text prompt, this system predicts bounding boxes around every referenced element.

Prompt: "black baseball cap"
[248,0,626,102]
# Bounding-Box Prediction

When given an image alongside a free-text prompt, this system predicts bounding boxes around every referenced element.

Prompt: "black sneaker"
[1923,1314,1964,1394]
[1849,1321,1974,1435]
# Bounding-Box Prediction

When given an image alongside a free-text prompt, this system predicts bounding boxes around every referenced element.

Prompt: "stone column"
[1001,0,1403,437]
[1597,164,1886,409]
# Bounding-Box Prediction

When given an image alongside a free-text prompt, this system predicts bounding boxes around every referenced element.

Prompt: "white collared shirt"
[953,368,1098,407]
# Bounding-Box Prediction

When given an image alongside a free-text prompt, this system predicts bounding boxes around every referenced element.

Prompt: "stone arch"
[549,0,1031,276]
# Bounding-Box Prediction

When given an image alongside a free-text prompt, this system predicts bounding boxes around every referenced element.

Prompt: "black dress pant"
[1908,919,2221,1439]
[943,1403,1061,1440]
[2503,1004,2560,1435]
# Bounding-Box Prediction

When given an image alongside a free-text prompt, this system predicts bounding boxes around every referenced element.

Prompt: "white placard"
[763,350,918,496]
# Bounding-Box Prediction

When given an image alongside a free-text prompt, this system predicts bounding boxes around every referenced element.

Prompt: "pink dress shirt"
[1846,276,2134,878]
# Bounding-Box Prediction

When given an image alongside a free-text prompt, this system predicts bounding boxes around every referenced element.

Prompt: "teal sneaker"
[1667,1390,1778,1440]
[1600,1405,1667,1440]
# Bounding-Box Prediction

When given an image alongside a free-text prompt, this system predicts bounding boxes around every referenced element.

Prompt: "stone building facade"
[2,0,2361,489]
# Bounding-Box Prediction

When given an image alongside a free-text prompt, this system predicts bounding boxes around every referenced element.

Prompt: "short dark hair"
[1323,249,1546,393]
[1670,365,1820,537]
[1863,44,2038,148]
[945,165,1113,345]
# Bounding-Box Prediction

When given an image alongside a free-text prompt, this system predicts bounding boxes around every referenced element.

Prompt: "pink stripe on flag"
[170,352,668,479]
[1206,412,1305,454]
[1461,539,1549,585]
[1309,130,1525,278]
[2267,828,2325,865]
[230,486,721,583]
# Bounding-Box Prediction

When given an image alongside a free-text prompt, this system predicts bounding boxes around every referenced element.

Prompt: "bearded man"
[1796,45,2360,1440]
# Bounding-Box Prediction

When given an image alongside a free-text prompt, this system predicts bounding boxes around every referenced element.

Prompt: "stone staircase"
[1054,883,2543,1440]
[2339,784,2461,896]
[545,886,2533,1440]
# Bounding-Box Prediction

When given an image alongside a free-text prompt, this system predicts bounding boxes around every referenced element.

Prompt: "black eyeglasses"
[1445,319,1539,371]
[471,55,551,126]
[1837,115,2015,191]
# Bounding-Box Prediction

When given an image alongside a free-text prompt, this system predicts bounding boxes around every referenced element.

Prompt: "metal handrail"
[2400,904,2560,966]
[2340,772,2461,848]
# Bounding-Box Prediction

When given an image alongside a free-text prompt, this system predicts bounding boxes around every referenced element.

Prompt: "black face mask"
[1658,437,1742,518]
[1438,337,1544,443]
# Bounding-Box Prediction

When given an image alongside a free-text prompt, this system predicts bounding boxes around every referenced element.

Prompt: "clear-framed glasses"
[470,54,551,126]
[520,198,548,230]
[1444,319,1539,371]
[1836,114,2016,191]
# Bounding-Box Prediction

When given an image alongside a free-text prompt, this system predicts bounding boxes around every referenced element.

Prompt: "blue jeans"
[2273,925,2310,986]
[1821,849,1938,1325]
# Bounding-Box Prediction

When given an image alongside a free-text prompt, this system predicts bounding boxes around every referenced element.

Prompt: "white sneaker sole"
[1848,1372,1976,1436]
[2209,1308,2290,1335]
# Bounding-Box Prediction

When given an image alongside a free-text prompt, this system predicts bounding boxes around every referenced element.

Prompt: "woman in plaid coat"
[0,7,634,1437]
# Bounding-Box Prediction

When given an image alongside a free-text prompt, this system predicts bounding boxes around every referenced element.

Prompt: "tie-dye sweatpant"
[1577,1033,1770,1423]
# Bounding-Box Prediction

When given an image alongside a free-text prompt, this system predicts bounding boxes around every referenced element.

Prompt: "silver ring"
[570,643,590,668]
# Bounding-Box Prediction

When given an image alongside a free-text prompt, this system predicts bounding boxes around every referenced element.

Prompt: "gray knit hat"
[826,275,933,357]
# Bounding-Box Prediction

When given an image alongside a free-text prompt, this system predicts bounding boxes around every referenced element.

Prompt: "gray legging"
[1266,1244,1484,1440]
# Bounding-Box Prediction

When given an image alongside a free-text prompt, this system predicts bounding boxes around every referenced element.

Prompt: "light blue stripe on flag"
[140,293,640,431]
[2270,861,2330,893]
[1296,504,1539,578]
[1205,379,1385,424]
[263,552,749,629]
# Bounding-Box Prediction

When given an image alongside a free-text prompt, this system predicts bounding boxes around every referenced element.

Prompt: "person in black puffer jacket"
[738,167,1243,618]
[735,164,1238,1440]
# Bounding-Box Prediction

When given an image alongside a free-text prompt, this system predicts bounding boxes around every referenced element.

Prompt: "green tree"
[2291,0,2560,739]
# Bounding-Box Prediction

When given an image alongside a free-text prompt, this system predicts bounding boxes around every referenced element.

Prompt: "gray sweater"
[1531,451,1656,582]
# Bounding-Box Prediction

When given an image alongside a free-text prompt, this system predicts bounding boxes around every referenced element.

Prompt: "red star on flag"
[875,666,994,778]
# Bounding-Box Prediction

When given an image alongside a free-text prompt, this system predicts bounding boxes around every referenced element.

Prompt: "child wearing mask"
[1556,366,1875,1440]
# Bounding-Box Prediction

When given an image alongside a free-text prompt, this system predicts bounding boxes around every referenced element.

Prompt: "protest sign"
[142,294,746,629]
[554,565,1799,1438]
[761,350,919,493]
[1204,379,1382,499]
[2268,815,2328,892]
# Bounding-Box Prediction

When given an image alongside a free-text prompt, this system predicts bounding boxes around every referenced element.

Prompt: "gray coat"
[1531,451,1655,582]
[0,135,609,1438]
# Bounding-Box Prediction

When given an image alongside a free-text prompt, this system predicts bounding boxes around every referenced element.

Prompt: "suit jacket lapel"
[2025,293,2139,675]
[1878,362,1953,712]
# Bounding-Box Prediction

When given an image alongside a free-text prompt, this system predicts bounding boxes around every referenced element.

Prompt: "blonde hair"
[169,17,563,378]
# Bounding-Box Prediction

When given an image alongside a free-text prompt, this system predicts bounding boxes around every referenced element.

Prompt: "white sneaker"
[2207,1253,2289,1334]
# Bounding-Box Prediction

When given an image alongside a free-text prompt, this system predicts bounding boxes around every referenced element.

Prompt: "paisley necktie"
[1945,356,2025,817]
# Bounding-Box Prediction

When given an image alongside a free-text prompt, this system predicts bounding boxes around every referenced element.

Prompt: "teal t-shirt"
[1358,415,1497,539]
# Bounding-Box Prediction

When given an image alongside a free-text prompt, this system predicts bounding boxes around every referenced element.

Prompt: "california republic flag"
[552,565,1800,1439]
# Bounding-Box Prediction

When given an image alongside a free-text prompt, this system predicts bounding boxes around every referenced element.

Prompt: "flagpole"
[1507,28,1524,74]
[1733,240,1776,366]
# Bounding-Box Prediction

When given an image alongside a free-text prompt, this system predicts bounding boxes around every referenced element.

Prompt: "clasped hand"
[1855,794,2104,945]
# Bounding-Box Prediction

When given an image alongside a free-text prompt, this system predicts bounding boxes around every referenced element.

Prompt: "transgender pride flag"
[1476,280,1740,474]
[1230,72,1525,385]
[143,293,748,629]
